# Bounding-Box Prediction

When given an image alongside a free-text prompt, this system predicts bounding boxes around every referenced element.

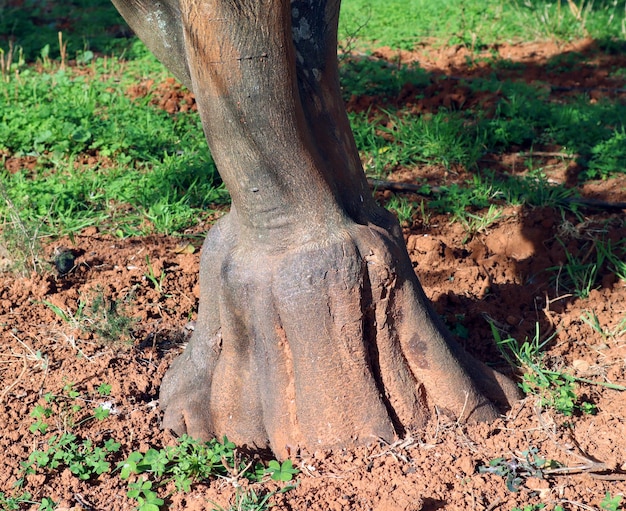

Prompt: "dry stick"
[0,354,27,403]
[556,500,597,511]
[419,405,442,449]
[483,498,503,511]
[73,493,96,511]
[370,436,416,463]
[58,32,67,70]
[541,458,626,480]
[511,151,576,158]
[564,196,626,212]
[367,178,626,212]
[0,333,50,402]
[538,415,626,481]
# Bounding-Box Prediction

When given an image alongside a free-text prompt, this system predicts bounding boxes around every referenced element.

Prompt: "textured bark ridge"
[111,0,521,458]
[159,210,519,458]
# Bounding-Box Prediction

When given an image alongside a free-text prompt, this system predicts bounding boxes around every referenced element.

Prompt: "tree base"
[160,209,520,458]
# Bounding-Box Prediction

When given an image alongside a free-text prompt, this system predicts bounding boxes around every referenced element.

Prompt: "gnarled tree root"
[160,211,521,458]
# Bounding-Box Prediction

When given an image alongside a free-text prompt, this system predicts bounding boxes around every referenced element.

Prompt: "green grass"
[351,109,487,173]
[2,5,625,511]
[548,236,626,299]
[385,195,418,227]
[338,0,626,49]
[211,487,295,511]
[378,169,583,242]
[0,53,227,240]
[348,77,626,180]
[1,0,625,268]
[3,0,626,60]
[581,310,626,341]
[339,56,431,99]
[0,0,134,61]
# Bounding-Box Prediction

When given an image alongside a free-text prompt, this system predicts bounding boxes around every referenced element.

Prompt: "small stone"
[174,242,195,254]
[81,225,98,236]
[572,359,590,373]
[455,455,475,476]
[53,247,75,275]
[525,476,550,491]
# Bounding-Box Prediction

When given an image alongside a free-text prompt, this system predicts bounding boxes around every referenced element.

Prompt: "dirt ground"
[1,40,626,510]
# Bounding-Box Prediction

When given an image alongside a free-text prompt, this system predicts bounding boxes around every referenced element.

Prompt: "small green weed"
[512,504,564,511]
[0,490,34,511]
[583,128,626,180]
[144,256,167,295]
[86,290,136,343]
[21,434,121,482]
[556,242,604,299]
[456,203,503,243]
[416,200,431,227]
[265,459,299,482]
[119,435,298,510]
[38,496,57,511]
[489,322,626,415]
[600,492,623,511]
[21,390,120,485]
[521,367,597,416]
[43,299,87,329]
[27,382,115,434]
[18,399,297,511]
[581,311,626,342]
[385,195,416,227]
[19,384,297,511]
[479,446,559,492]
[29,403,54,434]
[211,486,296,511]
[126,480,164,511]
[97,382,112,396]
[119,435,262,492]
[598,239,626,283]
[550,236,626,300]
[45,288,136,344]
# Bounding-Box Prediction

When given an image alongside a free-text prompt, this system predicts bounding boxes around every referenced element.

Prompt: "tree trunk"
[111,0,520,458]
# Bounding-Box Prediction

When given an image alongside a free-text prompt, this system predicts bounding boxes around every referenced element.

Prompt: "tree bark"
[111,0,520,458]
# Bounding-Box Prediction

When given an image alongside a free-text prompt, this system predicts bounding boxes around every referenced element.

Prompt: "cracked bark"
[111,0,521,458]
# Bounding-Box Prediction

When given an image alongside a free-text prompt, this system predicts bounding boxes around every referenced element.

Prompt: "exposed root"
[160,214,520,457]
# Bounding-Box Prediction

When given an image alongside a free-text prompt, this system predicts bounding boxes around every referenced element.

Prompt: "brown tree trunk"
[111,0,520,458]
